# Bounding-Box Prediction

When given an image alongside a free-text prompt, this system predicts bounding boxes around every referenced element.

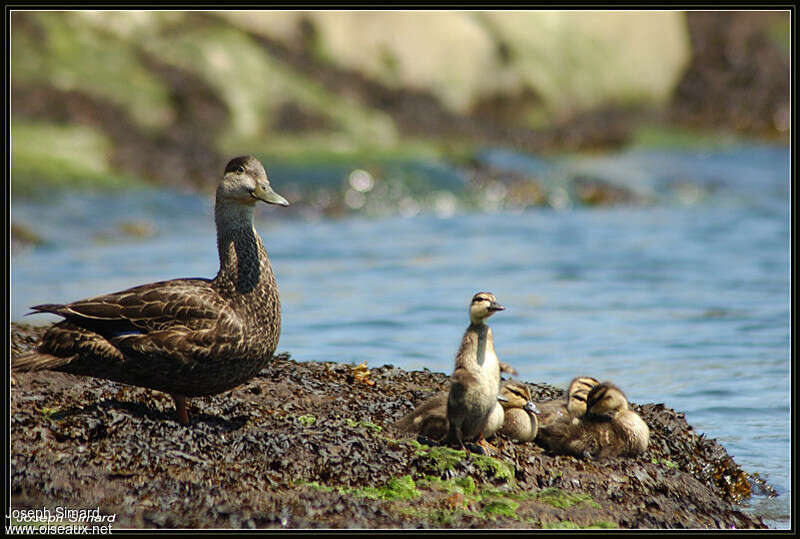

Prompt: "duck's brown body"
[12,156,288,422]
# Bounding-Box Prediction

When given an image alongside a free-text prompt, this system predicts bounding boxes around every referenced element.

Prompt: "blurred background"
[10,10,790,528]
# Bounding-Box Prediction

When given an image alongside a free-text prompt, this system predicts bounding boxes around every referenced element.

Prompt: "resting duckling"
[395,391,449,440]
[534,375,599,428]
[536,381,650,459]
[12,156,289,425]
[396,381,536,442]
[498,381,540,442]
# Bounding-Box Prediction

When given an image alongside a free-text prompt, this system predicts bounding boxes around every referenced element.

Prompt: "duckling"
[395,391,449,440]
[498,381,540,442]
[536,381,650,459]
[396,381,535,442]
[534,375,600,428]
[445,292,505,452]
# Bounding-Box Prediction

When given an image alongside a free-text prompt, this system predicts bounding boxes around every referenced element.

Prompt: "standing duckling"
[445,292,505,453]
[396,380,535,442]
[536,381,650,459]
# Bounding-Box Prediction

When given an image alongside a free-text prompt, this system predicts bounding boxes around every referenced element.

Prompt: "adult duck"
[12,155,289,425]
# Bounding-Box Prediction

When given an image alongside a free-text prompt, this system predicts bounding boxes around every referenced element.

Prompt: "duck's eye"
[236,166,245,174]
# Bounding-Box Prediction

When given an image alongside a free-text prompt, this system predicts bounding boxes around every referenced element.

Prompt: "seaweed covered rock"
[10,322,768,529]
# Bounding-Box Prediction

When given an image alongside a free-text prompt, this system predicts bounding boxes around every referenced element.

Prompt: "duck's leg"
[477,434,499,455]
[170,393,190,425]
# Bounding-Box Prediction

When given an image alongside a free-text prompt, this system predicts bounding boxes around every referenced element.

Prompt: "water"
[10,145,790,528]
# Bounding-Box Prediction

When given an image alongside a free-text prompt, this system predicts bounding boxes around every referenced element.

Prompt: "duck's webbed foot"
[464,442,485,455]
[171,393,190,425]
[476,436,500,455]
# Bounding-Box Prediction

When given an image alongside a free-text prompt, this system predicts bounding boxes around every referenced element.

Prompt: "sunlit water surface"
[10,146,790,528]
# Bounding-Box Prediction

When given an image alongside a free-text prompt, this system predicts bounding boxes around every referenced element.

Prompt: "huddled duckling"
[395,391,450,440]
[396,381,538,443]
[534,375,600,428]
[498,381,540,442]
[536,381,650,459]
[445,292,505,453]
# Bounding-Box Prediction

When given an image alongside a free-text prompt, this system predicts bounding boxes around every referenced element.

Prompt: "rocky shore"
[10,322,771,529]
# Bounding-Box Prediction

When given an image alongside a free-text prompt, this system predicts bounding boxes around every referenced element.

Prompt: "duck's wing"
[26,278,246,366]
[30,278,233,336]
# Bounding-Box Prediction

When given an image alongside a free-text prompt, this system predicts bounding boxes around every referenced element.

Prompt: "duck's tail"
[11,351,72,372]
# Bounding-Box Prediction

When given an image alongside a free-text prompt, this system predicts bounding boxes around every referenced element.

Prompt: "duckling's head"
[469,292,504,324]
[218,156,289,207]
[500,382,530,409]
[501,382,540,415]
[565,376,600,418]
[586,381,629,421]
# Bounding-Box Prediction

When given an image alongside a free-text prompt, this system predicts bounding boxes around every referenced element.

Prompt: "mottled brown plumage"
[536,381,650,459]
[12,156,289,424]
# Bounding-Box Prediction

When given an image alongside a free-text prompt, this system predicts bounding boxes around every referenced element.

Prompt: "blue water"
[10,145,791,528]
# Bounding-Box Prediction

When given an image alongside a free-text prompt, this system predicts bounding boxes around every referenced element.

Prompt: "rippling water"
[10,145,790,528]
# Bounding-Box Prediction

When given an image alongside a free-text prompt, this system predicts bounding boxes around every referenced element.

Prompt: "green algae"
[296,414,316,427]
[652,457,679,469]
[417,475,476,497]
[480,497,519,519]
[419,445,467,473]
[39,406,60,419]
[343,418,382,435]
[306,474,420,502]
[472,453,515,483]
[543,520,617,529]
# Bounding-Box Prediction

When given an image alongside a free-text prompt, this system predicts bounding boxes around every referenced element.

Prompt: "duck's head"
[500,381,540,414]
[565,375,600,418]
[469,292,505,324]
[218,155,289,207]
[586,381,629,421]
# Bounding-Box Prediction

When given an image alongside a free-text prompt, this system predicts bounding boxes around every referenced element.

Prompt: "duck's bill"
[488,302,505,312]
[497,393,509,403]
[253,184,290,206]
[524,401,540,414]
